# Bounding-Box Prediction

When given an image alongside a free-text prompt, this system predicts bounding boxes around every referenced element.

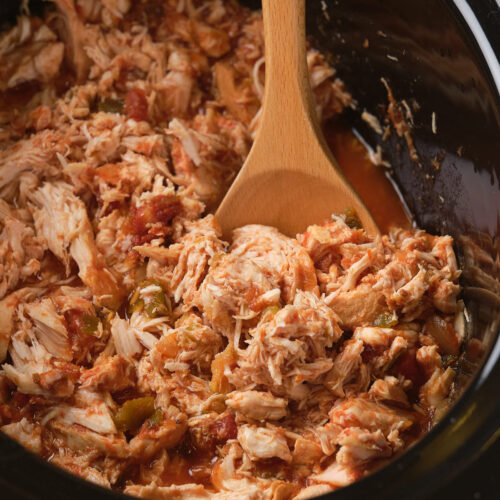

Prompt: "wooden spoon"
[216,0,379,238]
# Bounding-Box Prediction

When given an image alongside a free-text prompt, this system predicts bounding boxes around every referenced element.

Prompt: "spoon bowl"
[216,0,379,239]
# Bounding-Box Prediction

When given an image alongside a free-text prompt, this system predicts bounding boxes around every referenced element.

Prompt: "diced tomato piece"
[210,413,237,442]
[125,88,148,121]
[129,196,182,245]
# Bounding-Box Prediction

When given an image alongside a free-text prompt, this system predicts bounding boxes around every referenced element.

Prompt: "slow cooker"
[0,1,499,499]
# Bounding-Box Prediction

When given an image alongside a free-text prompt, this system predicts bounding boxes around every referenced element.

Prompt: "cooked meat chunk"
[51,452,111,488]
[0,17,64,91]
[29,182,123,309]
[149,216,225,309]
[0,287,44,362]
[0,131,66,191]
[167,114,251,209]
[310,461,361,488]
[129,411,187,459]
[46,389,118,435]
[329,395,415,436]
[369,376,410,406]
[26,299,72,361]
[226,391,287,421]
[49,420,129,458]
[231,225,318,303]
[328,285,387,330]
[0,208,45,300]
[196,253,280,335]
[292,436,324,465]
[150,314,222,374]
[419,366,455,409]
[336,427,391,466]
[324,339,364,397]
[299,218,460,326]
[80,355,135,392]
[1,418,42,453]
[2,312,79,397]
[237,424,292,462]
[228,291,342,400]
[49,0,92,82]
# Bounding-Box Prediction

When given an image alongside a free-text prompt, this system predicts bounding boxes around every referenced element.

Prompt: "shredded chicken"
[29,181,123,308]
[0,16,64,91]
[0,1,461,499]
[227,391,287,421]
[238,424,292,462]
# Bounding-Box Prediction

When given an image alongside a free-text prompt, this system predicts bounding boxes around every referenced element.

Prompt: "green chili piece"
[128,286,144,315]
[82,313,99,335]
[148,408,163,427]
[97,310,114,337]
[261,305,279,322]
[129,279,171,318]
[374,312,398,328]
[98,97,124,114]
[144,289,171,318]
[342,208,362,229]
[260,471,274,479]
[264,305,279,315]
[114,397,155,432]
[128,297,145,315]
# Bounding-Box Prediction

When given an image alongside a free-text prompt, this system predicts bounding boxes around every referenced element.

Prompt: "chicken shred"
[0,1,461,499]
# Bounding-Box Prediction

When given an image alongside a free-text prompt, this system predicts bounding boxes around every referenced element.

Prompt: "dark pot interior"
[0,1,499,499]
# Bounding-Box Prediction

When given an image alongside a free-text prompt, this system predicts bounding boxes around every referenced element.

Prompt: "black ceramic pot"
[0,1,499,499]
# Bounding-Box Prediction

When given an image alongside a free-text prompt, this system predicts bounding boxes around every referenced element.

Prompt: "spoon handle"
[260,0,320,142]
[215,0,380,238]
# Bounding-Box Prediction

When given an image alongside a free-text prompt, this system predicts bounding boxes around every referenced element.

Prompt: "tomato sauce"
[158,413,238,488]
[324,122,413,233]
[161,453,216,488]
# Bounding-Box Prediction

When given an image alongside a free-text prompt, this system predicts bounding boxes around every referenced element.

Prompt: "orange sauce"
[325,122,412,233]
[160,455,195,486]
[161,453,215,488]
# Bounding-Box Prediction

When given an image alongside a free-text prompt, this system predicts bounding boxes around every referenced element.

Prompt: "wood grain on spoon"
[216,0,379,239]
